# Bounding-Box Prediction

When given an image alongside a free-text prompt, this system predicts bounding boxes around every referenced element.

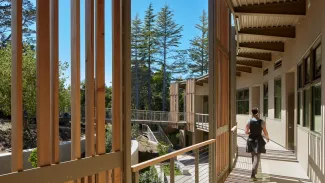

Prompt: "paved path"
[226,129,311,183]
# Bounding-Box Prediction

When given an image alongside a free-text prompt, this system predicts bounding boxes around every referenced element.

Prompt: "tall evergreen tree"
[156,4,183,111]
[131,14,144,109]
[142,3,157,110]
[188,10,208,77]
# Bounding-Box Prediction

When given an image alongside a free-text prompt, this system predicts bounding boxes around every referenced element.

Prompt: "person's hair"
[251,108,259,115]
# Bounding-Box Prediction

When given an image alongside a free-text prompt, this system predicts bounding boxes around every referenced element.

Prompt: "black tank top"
[249,119,263,139]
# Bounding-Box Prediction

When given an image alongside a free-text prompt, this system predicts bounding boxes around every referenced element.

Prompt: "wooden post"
[85,0,95,182]
[36,0,51,167]
[50,0,60,165]
[195,149,199,183]
[11,0,23,172]
[132,172,139,183]
[71,0,81,182]
[122,0,132,182]
[95,0,106,182]
[112,0,122,182]
[170,158,175,183]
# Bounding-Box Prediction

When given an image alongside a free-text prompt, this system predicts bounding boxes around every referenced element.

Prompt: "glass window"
[314,44,322,79]
[236,89,249,115]
[312,84,321,133]
[274,79,282,119]
[304,88,311,128]
[263,83,268,117]
[298,92,303,125]
[305,56,311,84]
[298,64,303,88]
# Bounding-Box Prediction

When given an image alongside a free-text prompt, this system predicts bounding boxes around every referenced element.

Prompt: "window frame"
[297,42,322,133]
[263,83,268,117]
[274,78,282,119]
[236,88,249,115]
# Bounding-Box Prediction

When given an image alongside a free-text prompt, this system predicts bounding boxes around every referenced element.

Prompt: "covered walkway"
[226,130,311,183]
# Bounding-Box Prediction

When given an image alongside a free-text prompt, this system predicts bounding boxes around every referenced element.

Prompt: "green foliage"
[162,164,182,176]
[106,124,112,153]
[0,44,70,119]
[0,0,36,47]
[188,10,209,77]
[139,166,162,183]
[157,142,169,156]
[80,80,112,109]
[131,124,140,139]
[28,148,37,168]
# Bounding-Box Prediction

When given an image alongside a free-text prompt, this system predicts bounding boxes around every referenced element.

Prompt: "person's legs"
[251,153,261,177]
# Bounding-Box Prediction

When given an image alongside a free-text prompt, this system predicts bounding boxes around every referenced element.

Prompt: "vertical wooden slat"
[36,0,51,167]
[85,0,95,182]
[195,149,199,183]
[50,0,60,165]
[170,158,175,183]
[71,0,81,182]
[112,0,122,182]
[95,0,106,182]
[11,0,23,172]
[122,0,132,181]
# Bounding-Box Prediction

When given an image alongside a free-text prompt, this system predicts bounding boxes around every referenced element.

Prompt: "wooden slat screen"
[186,79,196,132]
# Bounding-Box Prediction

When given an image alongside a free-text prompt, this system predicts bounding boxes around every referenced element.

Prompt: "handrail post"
[195,149,199,183]
[170,158,175,183]
[132,171,139,183]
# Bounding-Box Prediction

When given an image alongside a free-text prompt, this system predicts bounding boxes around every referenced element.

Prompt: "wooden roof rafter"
[238,26,295,39]
[236,66,252,73]
[239,42,284,52]
[237,60,262,68]
[237,52,272,62]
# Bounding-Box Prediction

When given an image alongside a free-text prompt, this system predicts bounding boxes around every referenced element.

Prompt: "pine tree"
[188,10,208,77]
[131,14,144,110]
[142,3,157,110]
[156,4,183,111]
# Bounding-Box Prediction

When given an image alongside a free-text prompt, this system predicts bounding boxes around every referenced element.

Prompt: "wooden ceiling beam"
[234,0,306,16]
[236,72,241,77]
[236,66,252,73]
[239,26,295,38]
[239,42,284,52]
[237,53,271,62]
[237,60,262,68]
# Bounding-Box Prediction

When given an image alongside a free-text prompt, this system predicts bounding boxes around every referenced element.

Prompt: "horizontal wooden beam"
[0,152,122,183]
[237,60,262,68]
[239,42,284,52]
[234,0,306,16]
[239,26,295,38]
[236,66,252,73]
[237,53,271,61]
[236,72,241,77]
[196,82,203,86]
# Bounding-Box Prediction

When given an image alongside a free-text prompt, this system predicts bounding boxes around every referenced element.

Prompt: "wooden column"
[112,0,122,182]
[95,0,106,182]
[122,0,132,181]
[11,0,23,172]
[209,0,230,182]
[36,0,51,167]
[70,0,81,182]
[186,79,196,133]
[50,0,60,165]
[85,0,95,182]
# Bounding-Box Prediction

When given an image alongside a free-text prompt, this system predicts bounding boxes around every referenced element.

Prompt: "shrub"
[28,148,37,168]
[106,124,112,153]
[157,142,169,156]
[139,166,162,183]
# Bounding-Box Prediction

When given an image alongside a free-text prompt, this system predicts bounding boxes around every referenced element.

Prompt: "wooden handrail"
[131,139,216,172]
[231,125,237,132]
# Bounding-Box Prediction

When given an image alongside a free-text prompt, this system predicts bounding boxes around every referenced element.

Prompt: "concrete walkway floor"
[225,130,311,183]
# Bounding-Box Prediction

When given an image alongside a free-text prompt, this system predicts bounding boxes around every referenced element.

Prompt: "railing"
[142,124,159,143]
[230,124,238,169]
[156,125,174,148]
[131,139,215,183]
[195,113,209,131]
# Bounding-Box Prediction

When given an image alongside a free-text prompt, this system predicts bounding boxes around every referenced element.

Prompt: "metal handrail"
[142,124,158,143]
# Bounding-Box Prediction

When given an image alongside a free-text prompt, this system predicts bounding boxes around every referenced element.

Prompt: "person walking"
[245,107,269,181]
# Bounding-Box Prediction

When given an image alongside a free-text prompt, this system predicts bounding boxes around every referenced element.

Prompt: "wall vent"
[263,69,268,76]
[274,60,282,70]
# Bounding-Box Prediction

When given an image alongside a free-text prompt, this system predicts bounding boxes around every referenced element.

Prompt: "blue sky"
[30,0,208,86]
